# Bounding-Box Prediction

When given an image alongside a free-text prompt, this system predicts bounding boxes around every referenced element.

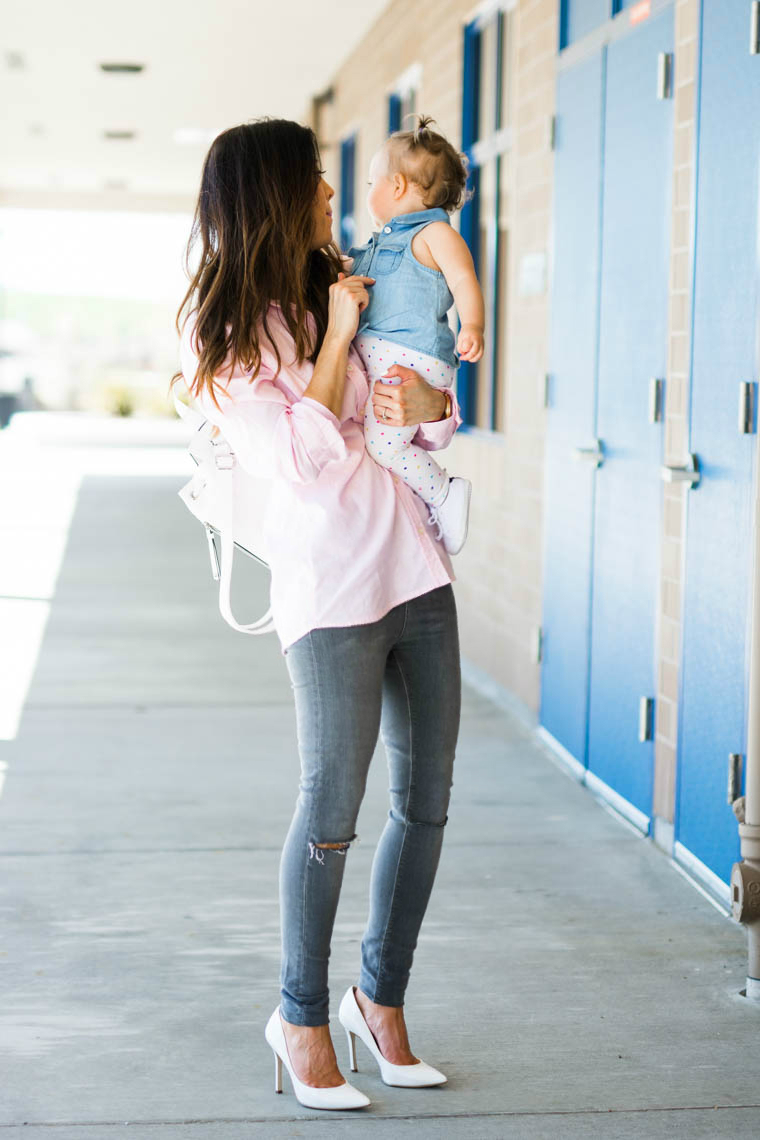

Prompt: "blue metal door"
[541,9,673,825]
[586,8,673,824]
[540,51,604,764]
[675,0,758,888]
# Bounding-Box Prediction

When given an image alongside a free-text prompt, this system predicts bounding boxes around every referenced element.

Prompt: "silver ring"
[381,408,388,421]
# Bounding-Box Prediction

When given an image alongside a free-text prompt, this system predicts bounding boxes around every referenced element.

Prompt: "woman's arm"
[182,278,370,486]
[370,366,463,451]
[371,366,446,425]
[410,384,463,451]
[302,274,374,418]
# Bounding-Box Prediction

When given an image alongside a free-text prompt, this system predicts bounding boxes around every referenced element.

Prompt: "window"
[460,3,514,432]
[387,63,422,135]
[339,133,356,251]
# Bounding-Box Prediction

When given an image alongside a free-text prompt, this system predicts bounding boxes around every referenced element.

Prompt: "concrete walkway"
[1,419,759,1138]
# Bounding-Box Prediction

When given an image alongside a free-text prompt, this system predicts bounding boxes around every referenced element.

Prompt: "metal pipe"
[731,427,760,1000]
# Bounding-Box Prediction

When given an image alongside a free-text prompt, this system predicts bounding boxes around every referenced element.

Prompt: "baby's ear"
[393,171,407,198]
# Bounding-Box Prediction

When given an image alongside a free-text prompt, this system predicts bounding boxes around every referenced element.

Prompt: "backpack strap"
[175,382,275,637]
[173,386,208,433]
[214,461,275,636]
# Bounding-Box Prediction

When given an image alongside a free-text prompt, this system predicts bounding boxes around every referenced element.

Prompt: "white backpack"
[173,387,275,636]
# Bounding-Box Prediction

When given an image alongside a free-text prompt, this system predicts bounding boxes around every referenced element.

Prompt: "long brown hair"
[171,118,343,409]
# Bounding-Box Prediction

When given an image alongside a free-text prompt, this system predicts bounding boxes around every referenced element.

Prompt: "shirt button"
[383,226,391,234]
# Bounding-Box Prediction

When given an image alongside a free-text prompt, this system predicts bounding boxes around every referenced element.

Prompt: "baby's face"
[366,147,397,229]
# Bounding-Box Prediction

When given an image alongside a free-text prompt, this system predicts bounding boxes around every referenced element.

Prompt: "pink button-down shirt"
[180,304,463,653]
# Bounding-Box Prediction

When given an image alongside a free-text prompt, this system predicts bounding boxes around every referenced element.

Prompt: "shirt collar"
[384,207,451,230]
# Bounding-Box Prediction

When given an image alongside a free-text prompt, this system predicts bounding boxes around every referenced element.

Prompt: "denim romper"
[348,207,458,368]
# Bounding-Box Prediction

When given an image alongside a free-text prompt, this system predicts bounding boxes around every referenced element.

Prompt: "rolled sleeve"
[274,396,348,481]
[411,386,463,451]
[180,313,349,485]
[197,373,348,486]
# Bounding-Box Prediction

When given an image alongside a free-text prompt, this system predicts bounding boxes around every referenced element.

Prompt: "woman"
[175,119,463,1112]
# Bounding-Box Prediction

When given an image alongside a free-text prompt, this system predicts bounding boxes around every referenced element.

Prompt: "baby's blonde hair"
[385,115,470,213]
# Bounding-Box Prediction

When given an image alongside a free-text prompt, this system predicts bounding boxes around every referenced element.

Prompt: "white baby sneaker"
[427,477,472,555]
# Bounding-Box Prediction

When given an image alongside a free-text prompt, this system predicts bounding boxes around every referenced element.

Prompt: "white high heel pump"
[338,985,447,1088]
[264,1007,371,1111]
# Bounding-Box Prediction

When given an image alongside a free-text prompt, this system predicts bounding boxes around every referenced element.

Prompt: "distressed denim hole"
[308,834,359,864]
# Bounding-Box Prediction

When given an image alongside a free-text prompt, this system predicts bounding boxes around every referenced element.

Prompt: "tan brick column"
[652,0,700,834]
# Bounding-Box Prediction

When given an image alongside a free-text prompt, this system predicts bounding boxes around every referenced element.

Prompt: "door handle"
[661,453,700,487]
[572,439,604,467]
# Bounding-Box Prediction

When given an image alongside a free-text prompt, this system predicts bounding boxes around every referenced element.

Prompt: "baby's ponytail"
[413,114,436,141]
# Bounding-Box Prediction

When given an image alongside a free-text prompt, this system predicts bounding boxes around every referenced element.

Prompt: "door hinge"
[638,697,655,742]
[541,373,551,409]
[532,626,543,665]
[657,52,673,99]
[649,377,665,423]
[739,381,757,434]
[728,753,744,803]
[548,115,557,150]
[751,2,760,54]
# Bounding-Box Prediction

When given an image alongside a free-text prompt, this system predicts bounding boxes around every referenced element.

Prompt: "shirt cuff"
[289,396,349,469]
[411,387,463,450]
[299,395,343,433]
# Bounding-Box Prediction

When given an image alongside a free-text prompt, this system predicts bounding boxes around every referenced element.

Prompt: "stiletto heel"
[337,985,447,1088]
[264,1007,371,1110]
[346,1028,358,1072]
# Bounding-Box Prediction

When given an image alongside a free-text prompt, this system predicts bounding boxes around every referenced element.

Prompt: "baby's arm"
[418,223,485,362]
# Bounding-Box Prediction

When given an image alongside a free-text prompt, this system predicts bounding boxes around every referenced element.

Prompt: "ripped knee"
[410,812,449,828]
[390,808,449,828]
[308,833,359,865]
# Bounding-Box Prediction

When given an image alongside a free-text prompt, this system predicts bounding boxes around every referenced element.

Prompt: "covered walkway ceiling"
[2,0,389,212]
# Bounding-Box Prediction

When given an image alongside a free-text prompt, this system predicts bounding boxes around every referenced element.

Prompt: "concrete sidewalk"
[1,425,759,1138]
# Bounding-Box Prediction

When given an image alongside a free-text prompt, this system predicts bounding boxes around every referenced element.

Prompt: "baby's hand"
[457,324,484,363]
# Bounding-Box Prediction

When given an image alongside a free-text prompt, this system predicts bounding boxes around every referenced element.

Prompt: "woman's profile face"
[311,176,335,250]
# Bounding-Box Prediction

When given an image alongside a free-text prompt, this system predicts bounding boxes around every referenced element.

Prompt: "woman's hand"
[326,273,375,344]
[371,365,448,427]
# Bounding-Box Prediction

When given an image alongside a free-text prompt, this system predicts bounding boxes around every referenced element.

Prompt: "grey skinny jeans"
[278,583,461,1026]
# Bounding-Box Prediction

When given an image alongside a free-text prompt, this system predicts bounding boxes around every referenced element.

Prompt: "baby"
[347,116,485,555]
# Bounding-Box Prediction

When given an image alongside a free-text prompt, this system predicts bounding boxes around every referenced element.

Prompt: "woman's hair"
[385,115,470,213]
[171,118,344,409]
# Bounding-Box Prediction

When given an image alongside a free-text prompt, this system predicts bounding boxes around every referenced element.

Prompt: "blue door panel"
[563,0,610,47]
[676,0,758,884]
[540,53,605,761]
[586,9,673,818]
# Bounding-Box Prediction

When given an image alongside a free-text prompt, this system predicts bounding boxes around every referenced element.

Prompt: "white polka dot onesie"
[356,333,454,510]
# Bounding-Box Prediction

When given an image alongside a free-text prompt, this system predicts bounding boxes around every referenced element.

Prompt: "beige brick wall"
[652,0,699,823]
[314,0,557,713]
